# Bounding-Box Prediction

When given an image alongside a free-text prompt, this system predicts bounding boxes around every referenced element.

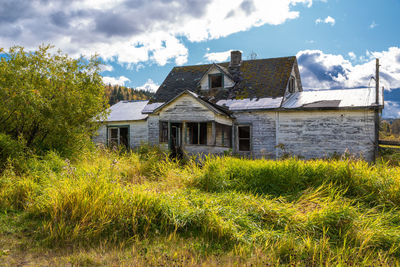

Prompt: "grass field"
[1,147,400,266]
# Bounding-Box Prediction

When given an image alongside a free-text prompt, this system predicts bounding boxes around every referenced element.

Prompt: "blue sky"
[1,0,399,117]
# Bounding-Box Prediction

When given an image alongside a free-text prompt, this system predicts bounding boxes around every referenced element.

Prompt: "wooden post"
[183,122,187,147]
[168,121,172,150]
[374,58,380,162]
[212,122,216,146]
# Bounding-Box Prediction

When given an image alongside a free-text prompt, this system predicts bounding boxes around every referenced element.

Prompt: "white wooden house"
[96,51,383,161]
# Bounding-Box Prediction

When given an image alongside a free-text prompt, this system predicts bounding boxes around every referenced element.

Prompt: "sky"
[1,0,400,117]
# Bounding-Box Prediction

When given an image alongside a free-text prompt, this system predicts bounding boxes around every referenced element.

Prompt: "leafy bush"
[0,45,108,157]
[0,133,26,171]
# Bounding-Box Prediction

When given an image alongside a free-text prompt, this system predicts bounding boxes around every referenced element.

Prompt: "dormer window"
[209,73,223,89]
[288,76,295,93]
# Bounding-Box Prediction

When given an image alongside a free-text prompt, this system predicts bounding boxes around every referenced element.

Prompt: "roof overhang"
[152,90,232,117]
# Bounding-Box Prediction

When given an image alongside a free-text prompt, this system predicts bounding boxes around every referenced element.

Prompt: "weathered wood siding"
[200,66,235,90]
[276,110,375,161]
[147,115,160,145]
[160,94,214,122]
[234,111,276,158]
[158,94,232,125]
[93,120,148,148]
[93,124,107,145]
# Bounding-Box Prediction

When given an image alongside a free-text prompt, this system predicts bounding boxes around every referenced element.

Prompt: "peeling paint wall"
[147,115,160,145]
[234,111,277,159]
[276,110,375,161]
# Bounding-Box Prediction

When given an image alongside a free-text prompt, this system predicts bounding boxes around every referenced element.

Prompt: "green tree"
[0,45,108,156]
[392,119,400,135]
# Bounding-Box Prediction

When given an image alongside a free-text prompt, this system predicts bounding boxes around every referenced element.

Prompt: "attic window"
[209,73,223,89]
[288,76,295,93]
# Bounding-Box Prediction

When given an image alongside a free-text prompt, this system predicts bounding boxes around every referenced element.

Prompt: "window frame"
[159,121,169,143]
[288,76,295,93]
[208,73,224,89]
[106,125,130,148]
[237,125,251,152]
[187,122,208,145]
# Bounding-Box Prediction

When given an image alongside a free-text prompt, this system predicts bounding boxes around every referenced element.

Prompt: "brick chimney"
[229,50,242,68]
[229,50,242,83]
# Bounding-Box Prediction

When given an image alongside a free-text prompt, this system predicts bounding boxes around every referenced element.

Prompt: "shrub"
[0,133,26,171]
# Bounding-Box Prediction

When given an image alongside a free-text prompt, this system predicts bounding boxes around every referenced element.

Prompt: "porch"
[159,121,233,156]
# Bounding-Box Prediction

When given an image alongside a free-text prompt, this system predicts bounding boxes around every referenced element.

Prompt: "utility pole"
[374,58,380,162]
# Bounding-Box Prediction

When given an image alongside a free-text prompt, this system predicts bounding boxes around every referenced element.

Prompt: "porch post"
[168,121,172,150]
[212,121,216,146]
[232,124,236,153]
[182,121,187,147]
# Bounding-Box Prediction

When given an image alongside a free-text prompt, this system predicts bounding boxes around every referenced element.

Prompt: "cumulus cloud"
[100,64,113,72]
[204,50,235,62]
[297,47,400,90]
[348,52,356,60]
[0,0,312,66]
[382,101,400,118]
[315,16,335,26]
[297,47,400,117]
[137,79,159,92]
[102,75,130,86]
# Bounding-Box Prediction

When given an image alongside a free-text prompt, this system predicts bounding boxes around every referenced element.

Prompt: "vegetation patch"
[1,148,400,265]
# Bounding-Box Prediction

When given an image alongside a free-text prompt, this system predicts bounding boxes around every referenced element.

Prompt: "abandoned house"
[95,51,383,161]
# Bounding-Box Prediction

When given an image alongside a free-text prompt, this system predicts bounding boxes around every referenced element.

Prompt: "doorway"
[170,123,183,159]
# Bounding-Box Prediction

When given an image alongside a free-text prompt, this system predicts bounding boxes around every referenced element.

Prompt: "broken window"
[188,122,207,145]
[216,124,232,147]
[238,126,250,151]
[159,121,168,143]
[108,126,129,148]
[209,73,223,89]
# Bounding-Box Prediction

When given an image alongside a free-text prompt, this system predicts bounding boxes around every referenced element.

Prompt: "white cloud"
[297,47,400,90]
[102,76,130,86]
[0,0,313,66]
[370,21,378,29]
[315,16,335,26]
[137,79,159,92]
[100,64,113,72]
[297,47,400,117]
[204,50,234,62]
[348,52,356,60]
[383,101,400,118]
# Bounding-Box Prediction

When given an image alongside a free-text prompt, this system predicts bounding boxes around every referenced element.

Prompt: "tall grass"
[189,157,400,207]
[1,148,400,265]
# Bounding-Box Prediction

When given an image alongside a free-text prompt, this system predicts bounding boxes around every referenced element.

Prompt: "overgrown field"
[1,147,400,266]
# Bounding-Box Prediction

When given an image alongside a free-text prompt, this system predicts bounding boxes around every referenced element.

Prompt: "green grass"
[1,147,400,265]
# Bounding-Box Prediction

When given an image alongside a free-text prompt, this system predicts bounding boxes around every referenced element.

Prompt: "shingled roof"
[149,56,302,105]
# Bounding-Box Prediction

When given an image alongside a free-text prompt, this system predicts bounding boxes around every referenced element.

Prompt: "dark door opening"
[108,126,129,149]
[119,127,129,148]
[170,123,183,159]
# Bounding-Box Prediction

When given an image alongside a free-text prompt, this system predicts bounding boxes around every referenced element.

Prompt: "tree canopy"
[0,45,108,156]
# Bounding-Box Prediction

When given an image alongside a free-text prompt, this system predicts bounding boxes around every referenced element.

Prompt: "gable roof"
[198,63,234,82]
[149,56,300,105]
[151,90,231,117]
[102,100,148,122]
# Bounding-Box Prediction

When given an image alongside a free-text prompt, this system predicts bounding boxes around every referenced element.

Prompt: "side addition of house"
[96,51,383,161]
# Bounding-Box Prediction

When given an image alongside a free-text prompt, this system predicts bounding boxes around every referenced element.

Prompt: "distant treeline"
[380,119,400,140]
[105,84,154,105]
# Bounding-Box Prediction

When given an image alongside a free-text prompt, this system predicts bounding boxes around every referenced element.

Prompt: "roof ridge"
[173,55,296,69]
